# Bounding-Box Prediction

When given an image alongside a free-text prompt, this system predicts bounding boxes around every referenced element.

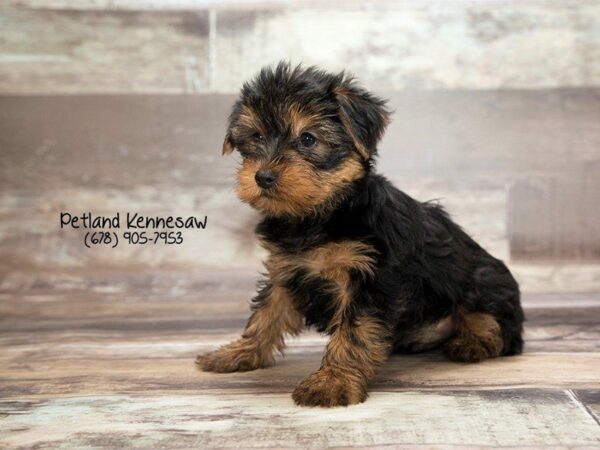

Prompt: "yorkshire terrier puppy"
[197,63,524,407]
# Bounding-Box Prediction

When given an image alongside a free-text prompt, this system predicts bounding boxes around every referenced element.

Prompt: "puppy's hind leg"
[444,262,524,363]
[443,310,504,363]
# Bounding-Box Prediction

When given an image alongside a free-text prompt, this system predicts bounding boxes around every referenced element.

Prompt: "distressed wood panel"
[1,91,599,271]
[2,1,599,93]
[10,0,595,9]
[213,3,600,92]
[510,262,600,294]
[0,268,599,321]
[0,279,598,320]
[0,7,209,94]
[1,302,598,348]
[1,289,599,352]
[1,318,597,355]
[2,351,600,399]
[509,175,600,260]
[5,0,600,10]
[1,390,599,448]
[0,269,599,447]
[575,389,600,426]
[2,90,597,186]
[1,271,599,400]
[0,95,234,190]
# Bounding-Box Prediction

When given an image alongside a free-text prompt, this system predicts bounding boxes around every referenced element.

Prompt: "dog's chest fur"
[260,232,377,332]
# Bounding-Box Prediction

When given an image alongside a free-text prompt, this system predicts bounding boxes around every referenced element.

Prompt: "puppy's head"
[223,62,390,218]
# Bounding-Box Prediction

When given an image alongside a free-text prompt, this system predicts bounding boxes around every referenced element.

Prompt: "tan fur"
[196,286,303,372]
[401,315,455,351]
[292,316,390,407]
[444,310,503,362]
[264,241,376,331]
[304,241,377,280]
[237,104,265,134]
[222,133,234,155]
[264,240,376,283]
[236,154,364,217]
[304,242,377,329]
[236,158,264,206]
[287,104,321,136]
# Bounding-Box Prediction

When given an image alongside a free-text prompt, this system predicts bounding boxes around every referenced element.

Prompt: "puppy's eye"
[300,132,317,149]
[254,133,265,141]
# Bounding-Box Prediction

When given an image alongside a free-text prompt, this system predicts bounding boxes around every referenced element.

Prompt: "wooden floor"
[0,269,599,449]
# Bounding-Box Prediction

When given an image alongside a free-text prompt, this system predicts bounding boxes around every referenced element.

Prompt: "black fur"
[257,174,524,355]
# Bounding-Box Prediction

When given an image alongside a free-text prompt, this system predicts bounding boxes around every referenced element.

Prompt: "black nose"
[255,169,278,189]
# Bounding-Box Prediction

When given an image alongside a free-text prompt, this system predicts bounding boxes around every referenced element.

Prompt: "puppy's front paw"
[292,368,367,407]
[195,340,271,373]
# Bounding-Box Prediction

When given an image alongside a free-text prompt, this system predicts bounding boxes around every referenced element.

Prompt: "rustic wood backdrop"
[1,0,599,278]
[0,1,599,448]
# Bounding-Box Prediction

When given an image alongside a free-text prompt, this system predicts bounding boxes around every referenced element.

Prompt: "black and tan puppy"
[197,63,524,407]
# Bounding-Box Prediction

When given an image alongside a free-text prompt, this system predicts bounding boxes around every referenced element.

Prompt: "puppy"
[197,63,524,407]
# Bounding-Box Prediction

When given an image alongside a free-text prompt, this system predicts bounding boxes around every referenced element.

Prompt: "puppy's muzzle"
[255,169,278,189]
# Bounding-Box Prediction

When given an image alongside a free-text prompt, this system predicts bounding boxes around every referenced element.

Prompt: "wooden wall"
[1,0,599,290]
[1,1,599,93]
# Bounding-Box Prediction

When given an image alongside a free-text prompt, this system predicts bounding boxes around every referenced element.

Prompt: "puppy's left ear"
[335,83,390,161]
[222,131,235,155]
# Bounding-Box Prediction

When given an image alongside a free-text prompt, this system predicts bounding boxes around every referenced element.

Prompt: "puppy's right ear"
[222,132,235,155]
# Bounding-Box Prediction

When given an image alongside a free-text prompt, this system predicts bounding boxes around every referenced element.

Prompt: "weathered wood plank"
[3,2,599,93]
[9,0,595,11]
[1,390,599,448]
[1,269,599,352]
[0,95,235,190]
[3,91,598,189]
[0,7,209,94]
[1,305,599,352]
[1,91,599,272]
[2,269,599,319]
[0,274,598,447]
[213,3,600,92]
[575,389,600,426]
[2,351,599,399]
[2,270,600,304]
[511,263,600,294]
[509,175,600,260]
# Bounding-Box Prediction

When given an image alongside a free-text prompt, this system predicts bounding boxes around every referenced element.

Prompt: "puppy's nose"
[255,169,278,189]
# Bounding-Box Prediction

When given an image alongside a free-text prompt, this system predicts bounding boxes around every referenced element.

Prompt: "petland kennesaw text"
[60,212,207,230]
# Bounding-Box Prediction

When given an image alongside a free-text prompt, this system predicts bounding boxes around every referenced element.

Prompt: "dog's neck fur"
[256,173,375,254]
